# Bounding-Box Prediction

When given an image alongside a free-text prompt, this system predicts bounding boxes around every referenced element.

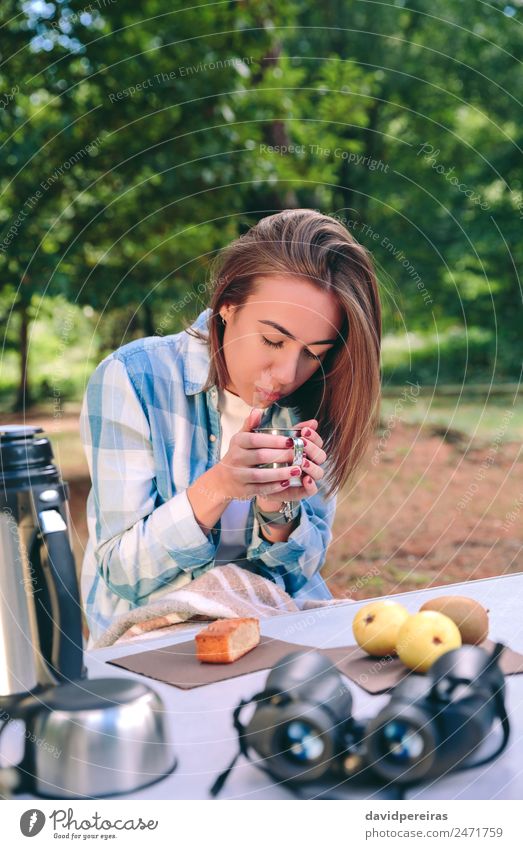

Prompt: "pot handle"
[0,693,49,797]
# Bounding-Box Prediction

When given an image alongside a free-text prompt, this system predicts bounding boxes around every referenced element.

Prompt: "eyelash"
[262,336,319,361]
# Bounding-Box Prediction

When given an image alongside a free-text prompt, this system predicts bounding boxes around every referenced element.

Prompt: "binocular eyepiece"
[214,642,509,795]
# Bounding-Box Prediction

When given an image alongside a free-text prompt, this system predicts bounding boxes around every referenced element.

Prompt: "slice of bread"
[195,617,260,663]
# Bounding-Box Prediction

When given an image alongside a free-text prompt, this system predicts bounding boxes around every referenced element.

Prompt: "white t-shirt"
[214,387,254,564]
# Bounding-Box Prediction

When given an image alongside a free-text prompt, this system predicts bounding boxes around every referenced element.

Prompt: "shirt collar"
[183,308,214,396]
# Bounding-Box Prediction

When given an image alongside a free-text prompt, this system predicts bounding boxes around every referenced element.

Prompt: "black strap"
[209,750,242,798]
[452,642,510,773]
[453,690,510,773]
[209,692,268,798]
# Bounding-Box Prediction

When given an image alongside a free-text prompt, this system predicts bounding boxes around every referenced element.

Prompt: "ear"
[221,304,236,322]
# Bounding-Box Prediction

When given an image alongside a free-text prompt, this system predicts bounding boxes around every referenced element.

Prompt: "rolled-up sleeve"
[80,357,217,605]
[244,482,337,596]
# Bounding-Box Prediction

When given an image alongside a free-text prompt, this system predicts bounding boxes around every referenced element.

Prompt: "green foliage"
[382,326,499,385]
[0,296,100,406]
[1,0,522,406]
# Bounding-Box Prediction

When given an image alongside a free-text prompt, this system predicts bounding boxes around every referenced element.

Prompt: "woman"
[80,208,381,644]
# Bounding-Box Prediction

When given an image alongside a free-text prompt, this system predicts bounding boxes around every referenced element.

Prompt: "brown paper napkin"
[108,636,523,694]
[322,639,523,694]
[108,636,308,689]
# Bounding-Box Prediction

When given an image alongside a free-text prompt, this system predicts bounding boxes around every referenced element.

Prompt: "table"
[12,575,523,800]
[85,573,523,800]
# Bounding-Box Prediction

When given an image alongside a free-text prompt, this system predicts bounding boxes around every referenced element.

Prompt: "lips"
[255,386,282,401]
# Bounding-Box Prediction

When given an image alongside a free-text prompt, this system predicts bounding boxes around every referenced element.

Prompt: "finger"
[255,481,295,498]
[295,422,324,451]
[293,419,318,432]
[303,474,318,496]
[254,474,305,497]
[279,474,318,500]
[236,431,294,451]
[240,438,325,471]
[244,446,297,467]
[300,428,323,450]
[301,436,326,464]
[293,419,318,430]
[298,458,325,482]
[244,441,326,469]
[240,464,304,485]
[240,407,264,433]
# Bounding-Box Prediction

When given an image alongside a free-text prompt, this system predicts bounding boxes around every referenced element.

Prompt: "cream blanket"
[93,564,347,648]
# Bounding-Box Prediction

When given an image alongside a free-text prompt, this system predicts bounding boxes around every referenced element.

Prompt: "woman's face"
[219,275,344,408]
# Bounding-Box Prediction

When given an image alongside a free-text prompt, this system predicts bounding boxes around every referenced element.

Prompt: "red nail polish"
[280,480,290,487]
[303,459,310,468]
[303,428,311,436]
[290,468,301,476]
[285,437,294,447]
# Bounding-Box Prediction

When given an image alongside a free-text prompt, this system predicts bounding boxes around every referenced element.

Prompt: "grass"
[379,392,522,442]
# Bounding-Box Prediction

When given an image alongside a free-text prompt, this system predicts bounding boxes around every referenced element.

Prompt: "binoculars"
[211,642,509,796]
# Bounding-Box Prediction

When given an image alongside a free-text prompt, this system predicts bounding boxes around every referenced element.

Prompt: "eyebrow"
[258,320,337,346]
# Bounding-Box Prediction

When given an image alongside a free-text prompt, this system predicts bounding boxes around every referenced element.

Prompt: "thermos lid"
[0,425,44,440]
[0,424,56,485]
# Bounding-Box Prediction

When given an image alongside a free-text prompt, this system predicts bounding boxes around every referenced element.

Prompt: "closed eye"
[262,336,319,361]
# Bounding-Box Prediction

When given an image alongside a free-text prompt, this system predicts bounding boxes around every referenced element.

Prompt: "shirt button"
[209,434,216,442]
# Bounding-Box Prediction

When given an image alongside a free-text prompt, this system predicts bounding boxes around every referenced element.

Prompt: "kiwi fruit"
[419,595,489,644]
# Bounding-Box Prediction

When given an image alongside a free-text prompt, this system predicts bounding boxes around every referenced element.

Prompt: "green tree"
[1,0,299,407]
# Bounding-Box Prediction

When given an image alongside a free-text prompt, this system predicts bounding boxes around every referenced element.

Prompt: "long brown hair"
[186,208,381,499]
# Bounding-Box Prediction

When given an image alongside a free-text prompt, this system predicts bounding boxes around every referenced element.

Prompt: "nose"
[271,353,301,389]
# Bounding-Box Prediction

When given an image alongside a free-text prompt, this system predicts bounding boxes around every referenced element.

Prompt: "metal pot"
[10,677,176,799]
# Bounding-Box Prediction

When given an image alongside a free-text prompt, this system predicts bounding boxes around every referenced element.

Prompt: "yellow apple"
[396,611,462,673]
[352,600,410,657]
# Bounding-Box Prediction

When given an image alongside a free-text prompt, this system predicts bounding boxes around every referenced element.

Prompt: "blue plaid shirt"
[80,308,337,643]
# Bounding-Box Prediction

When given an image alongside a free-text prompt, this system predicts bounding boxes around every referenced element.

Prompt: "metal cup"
[253,427,305,487]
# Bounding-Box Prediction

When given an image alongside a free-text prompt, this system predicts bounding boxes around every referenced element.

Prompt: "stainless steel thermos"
[0,425,85,700]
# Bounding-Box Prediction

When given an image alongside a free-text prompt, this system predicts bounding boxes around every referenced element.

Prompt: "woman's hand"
[216,408,305,503]
[189,415,327,538]
[216,410,327,509]
[255,418,327,512]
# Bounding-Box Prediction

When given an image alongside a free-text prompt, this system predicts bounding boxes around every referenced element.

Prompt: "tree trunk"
[142,301,155,336]
[252,43,299,210]
[14,299,31,412]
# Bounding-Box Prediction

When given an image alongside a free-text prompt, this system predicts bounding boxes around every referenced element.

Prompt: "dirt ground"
[325,420,522,599]
[5,409,522,601]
